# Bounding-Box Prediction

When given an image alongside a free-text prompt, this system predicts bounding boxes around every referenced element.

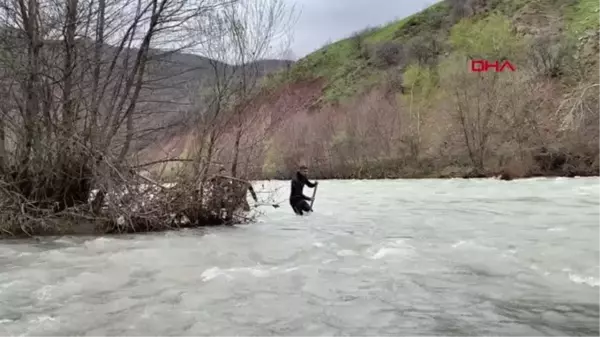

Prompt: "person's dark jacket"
[289,171,316,203]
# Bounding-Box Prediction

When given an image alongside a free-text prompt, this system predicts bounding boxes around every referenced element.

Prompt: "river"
[1,178,598,336]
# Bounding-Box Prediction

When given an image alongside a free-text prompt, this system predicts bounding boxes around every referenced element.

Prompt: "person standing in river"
[289,164,318,216]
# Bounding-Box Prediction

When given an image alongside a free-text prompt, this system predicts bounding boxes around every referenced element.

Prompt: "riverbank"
[0,181,253,239]
[0,211,253,239]
[156,147,599,182]
[258,161,599,181]
[260,172,599,181]
[3,167,597,239]
[0,209,250,239]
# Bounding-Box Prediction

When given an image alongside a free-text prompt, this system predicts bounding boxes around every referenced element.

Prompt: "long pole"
[309,183,318,210]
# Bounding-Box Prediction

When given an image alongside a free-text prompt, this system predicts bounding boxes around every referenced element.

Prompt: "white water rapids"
[1,177,598,335]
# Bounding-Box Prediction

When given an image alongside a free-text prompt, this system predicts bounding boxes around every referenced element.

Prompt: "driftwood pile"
[0,165,255,237]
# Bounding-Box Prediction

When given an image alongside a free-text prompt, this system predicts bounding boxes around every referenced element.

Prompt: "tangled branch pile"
[0,149,256,237]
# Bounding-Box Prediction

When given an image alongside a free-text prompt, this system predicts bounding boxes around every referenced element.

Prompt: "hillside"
[131,50,292,155]
[269,0,598,106]
[135,54,293,163]
[92,45,292,155]
[150,0,599,180]
[0,27,291,164]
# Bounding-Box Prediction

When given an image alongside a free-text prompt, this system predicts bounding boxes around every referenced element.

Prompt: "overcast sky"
[287,0,439,58]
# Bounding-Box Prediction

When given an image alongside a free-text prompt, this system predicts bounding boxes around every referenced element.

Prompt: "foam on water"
[366,239,415,260]
[0,177,598,336]
[336,249,358,257]
[200,264,301,282]
[569,274,600,287]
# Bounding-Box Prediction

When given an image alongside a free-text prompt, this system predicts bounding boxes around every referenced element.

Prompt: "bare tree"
[194,0,296,178]
[439,55,509,172]
[0,0,248,236]
[146,0,294,224]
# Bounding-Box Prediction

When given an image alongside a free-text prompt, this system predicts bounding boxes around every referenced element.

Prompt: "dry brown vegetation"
[239,76,598,180]
[0,0,296,237]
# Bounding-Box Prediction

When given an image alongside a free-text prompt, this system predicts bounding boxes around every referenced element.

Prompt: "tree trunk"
[231,127,242,177]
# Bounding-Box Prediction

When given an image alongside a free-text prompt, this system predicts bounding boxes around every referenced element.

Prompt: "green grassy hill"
[267,0,598,106]
[248,0,599,179]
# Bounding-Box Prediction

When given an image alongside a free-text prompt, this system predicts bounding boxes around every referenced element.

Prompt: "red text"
[470,59,516,72]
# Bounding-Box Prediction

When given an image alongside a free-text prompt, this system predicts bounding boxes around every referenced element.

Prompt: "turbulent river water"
[1,178,599,336]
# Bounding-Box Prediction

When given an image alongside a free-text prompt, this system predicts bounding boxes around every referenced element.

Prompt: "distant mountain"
[132,49,293,153]
[0,27,293,161]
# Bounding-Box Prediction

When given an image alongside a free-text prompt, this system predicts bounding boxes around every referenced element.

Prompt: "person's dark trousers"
[290,199,311,215]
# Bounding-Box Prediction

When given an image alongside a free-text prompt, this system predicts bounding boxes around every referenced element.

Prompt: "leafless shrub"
[194,0,296,179]
[446,0,488,23]
[383,69,405,94]
[441,56,529,172]
[405,34,443,66]
[447,0,472,21]
[527,34,579,80]
[372,41,405,67]
[555,82,599,144]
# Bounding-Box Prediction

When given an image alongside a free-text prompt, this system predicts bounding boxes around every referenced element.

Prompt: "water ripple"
[0,177,598,336]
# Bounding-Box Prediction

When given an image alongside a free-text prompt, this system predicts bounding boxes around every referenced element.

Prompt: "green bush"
[565,0,600,37]
[403,64,438,97]
[449,14,525,60]
[393,2,450,40]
